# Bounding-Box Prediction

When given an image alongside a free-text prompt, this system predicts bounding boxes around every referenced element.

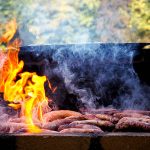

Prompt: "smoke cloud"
[31,44,149,110]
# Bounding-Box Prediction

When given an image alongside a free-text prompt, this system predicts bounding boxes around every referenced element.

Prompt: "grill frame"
[1,132,150,150]
[1,43,150,149]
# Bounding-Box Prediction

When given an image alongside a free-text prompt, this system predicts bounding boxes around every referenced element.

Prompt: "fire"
[0,19,17,44]
[0,20,53,133]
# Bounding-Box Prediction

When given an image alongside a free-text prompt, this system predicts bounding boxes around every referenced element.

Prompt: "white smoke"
[47,43,150,110]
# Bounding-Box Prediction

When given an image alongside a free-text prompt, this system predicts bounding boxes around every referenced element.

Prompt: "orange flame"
[0,20,53,133]
[0,19,17,44]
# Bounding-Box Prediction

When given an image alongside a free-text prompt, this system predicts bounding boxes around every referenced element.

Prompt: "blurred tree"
[0,0,35,45]
[0,0,101,44]
[129,0,150,42]
[119,0,150,42]
[96,0,132,42]
[0,0,149,43]
[0,0,32,23]
[28,0,101,43]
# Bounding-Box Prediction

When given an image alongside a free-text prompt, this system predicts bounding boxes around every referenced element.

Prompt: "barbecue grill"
[19,43,150,110]
[1,43,150,150]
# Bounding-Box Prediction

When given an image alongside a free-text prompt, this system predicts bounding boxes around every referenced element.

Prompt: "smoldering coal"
[20,44,150,110]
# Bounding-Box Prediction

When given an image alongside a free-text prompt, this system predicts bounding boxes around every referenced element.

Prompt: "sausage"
[123,110,150,116]
[83,114,98,120]
[9,117,25,123]
[113,112,150,119]
[64,115,85,120]
[42,118,81,130]
[58,123,102,132]
[69,120,114,129]
[43,110,81,122]
[86,108,119,115]
[60,128,103,134]
[95,114,112,121]
[20,129,59,135]
[115,117,150,131]
[0,122,26,133]
[41,129,59,134]
[95,114,119,124]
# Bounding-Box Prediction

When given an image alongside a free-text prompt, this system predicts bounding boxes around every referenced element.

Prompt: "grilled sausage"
[60,128,103,134]
[113,112,150,119]
[115,117,150,131]
[0,122,26,133]
[123,110,150,116]
[42,117,82,130]
[69,119,114,129]
[86,108,119,115]
[58,123,102,132]
[64,115,85,120]
[43,110,81,122]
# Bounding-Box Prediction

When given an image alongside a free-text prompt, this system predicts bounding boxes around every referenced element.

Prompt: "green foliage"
[130,0,150,33]
[0,0,32,23]
[119,0,150,42]
[0,0,149,43]
[74,0,100,27]
[129,0,150,40]
[0,0,101,43]
[26,0,101,43]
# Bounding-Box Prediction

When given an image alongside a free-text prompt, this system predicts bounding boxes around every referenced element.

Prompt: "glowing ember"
[0,20,53,133]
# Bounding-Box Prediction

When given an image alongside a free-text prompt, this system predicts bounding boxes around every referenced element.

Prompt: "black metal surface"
[133,44,150,85]
[19,43,150,86]
[19,43,150,110]
[0,135,16,150]
[19,43,148,68]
